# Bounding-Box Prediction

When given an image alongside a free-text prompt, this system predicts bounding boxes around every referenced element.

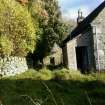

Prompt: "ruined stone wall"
[64,27,94,70]
[0,57,28,77]
[92,8,105,70]
[43,44,62,66]
[43,51,62,66]
[66,39,77,70]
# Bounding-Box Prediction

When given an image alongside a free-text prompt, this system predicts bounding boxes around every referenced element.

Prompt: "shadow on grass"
[0,79,105,105]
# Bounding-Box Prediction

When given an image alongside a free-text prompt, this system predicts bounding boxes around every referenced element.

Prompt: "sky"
[59,0,104,21]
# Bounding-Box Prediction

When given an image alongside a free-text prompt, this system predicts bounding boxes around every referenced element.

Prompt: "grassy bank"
[0,68,105,105]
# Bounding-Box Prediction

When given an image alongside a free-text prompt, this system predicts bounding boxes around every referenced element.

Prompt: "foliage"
[0,36,13,57]
[1,69,105,105]
[53,69,83,80]
[36,68,53,80]
[12,68,53,80]
[28,0,69,63]
[9,68,94,81]
[0,0,70,60]
[0,0,36,57]
[43,0,68,47]
[15,0,70,63]
[61,19,76,41]
[27,0,48,62]
[28,0,49,25]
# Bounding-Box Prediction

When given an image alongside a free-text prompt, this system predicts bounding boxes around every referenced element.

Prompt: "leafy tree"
[41,0,69,57]
[42,0,70,49]
[27,0,69,64]
[27,0,48,63]
[0,0,37,57]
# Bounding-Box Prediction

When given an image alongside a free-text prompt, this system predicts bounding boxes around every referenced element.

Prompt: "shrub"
[36,68,53,80]
[14,69,39,79]
[53,68,82,80]
[4,68,84,81]
[0,36,13,57]
[0,0,37,57]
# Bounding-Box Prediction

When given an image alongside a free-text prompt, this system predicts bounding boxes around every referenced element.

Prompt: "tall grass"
[0,68,105,105]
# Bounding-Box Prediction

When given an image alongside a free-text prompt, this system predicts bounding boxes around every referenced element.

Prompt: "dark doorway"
[50,57,55,65]
[76,46,89,73]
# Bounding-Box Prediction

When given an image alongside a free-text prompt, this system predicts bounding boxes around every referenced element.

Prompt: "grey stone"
[0,56,28,77]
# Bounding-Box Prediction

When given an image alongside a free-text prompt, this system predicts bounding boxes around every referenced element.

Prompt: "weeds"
[85,91,93,105]
[20,95,41,105]
[0,69,105,105]
[42,82,58,105]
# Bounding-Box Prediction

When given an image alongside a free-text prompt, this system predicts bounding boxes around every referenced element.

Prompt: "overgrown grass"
[0,68,105,105]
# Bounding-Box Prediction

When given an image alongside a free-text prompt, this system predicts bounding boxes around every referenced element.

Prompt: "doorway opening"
[76,46,89,73]
[50,57,55,65]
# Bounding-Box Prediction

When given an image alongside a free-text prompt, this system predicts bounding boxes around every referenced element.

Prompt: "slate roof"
[62,0,105,46]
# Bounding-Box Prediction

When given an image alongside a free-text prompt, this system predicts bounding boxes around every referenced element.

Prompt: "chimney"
[77,9,84,24]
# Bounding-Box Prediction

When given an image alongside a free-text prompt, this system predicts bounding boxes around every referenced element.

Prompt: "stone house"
[43,43,62,66]
[62,1,105,72]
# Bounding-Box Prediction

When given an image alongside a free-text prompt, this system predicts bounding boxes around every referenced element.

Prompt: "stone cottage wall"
[92,8,105,70]
[65,38,77,70]
[63,27,94,70]
[0,57,28,77]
